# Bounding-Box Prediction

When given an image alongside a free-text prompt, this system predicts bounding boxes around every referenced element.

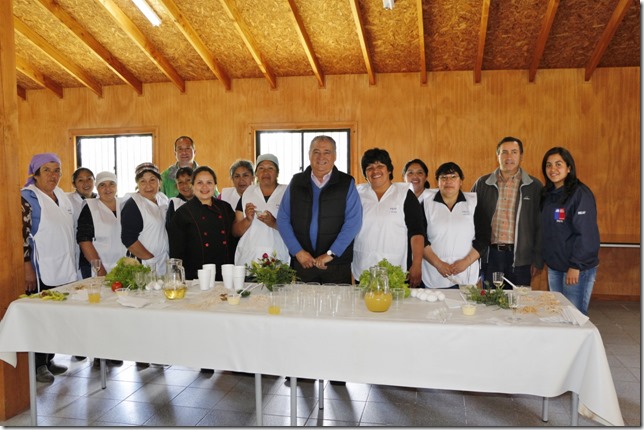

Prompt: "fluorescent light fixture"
[132,0,161,26]
[383,0,394,10]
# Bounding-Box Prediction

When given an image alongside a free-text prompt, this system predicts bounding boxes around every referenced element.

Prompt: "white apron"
[234,184,290,266]
[86,198,127,273]
[422,190,479,288]
[220,187,241,211]
[67,191,88,278]
[131,192,169,275]
[26,185,77,287]
[351,182,409,279]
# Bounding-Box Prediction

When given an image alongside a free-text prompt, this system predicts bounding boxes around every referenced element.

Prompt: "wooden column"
[0,0,30,420]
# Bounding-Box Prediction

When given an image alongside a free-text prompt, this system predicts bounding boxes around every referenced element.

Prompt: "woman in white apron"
[351,148,425,287]
[77,171,127,276]
[120,163,169,276]
[20,153,76,382]
[422,162,489,288]
[232,154,289,267]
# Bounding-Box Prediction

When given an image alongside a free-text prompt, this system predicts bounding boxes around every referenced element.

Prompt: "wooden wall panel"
[16,67,640,297]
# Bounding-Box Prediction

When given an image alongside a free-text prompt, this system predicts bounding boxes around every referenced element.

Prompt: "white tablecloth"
[0,281,624,426]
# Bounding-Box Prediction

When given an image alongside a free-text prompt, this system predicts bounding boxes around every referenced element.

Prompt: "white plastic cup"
[221,264,235,290]
[198,269,211,291]
[233,265,246,278]
[202,264,217,288]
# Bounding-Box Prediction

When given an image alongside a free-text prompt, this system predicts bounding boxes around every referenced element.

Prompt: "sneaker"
[36,365,54,383]
[47,362,67,375]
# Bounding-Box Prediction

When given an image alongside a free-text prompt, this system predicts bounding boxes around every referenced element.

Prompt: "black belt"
[491,243,514,251]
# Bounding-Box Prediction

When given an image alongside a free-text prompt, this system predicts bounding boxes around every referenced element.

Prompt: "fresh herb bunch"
[105,257,151,289]
[247,251,297,292]
[358,259,410,298]
[464,282,509,309]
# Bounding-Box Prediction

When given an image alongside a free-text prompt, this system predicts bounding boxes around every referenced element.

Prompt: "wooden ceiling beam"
[584,0,631,81]
[35,0,143,95]
[14,17,102,97]
[285,0,324,88]
[218,0,276,89]
[15,55,63,98]
[158,0,231,90]
[97,0,185,92]
[416,0,427,85]
[17,85,26,100]
[474,0,490,83]
[349,0,375,85]
[529,0,559,83]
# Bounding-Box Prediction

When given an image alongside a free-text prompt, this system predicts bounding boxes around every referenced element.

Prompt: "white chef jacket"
[26,185,78,287]
[234,184,289,266]
[422,189,479,288]
[85,197,127,273]
[351,182,409,279]
[130,192,169,275]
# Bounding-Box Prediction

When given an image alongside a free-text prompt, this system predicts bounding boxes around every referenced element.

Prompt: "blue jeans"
[547,266,598,315]
[482,247,532,288]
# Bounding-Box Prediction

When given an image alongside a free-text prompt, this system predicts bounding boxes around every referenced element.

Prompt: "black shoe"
[108,360,123,366]
[330,380,346,386]
[200,368,215,374]
[73,356,86,361]
[36,365,54,383]
[136,362,150,369]
[284,376,316,387]
[47,362,67,375]
[93,359,101,369]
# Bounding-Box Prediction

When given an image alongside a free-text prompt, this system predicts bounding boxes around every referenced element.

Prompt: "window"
[255,129,350,185]
[76,134,153,196]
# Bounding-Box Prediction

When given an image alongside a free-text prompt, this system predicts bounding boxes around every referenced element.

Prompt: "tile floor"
[1,300,640,426]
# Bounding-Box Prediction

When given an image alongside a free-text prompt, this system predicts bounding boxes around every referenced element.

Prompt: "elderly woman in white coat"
[232,154,289,266]
[422,162,490,288]
[76,171,127,276]
[120,163,169,275]
[21,152,76,382]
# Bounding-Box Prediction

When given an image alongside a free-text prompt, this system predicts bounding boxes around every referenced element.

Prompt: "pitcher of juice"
[364,266,392,312]
[163,259,186,299]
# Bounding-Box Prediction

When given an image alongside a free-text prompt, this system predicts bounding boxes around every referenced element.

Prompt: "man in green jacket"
[160,136,200,198]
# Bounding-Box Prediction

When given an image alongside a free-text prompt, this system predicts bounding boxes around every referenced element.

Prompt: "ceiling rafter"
[285,0,324,88]
[35,0,143,95]
[96,0,185,93]
[474,0,490,83]
[15,55,63,98]
[17,85,26,100]
[217,0,277,89]
[349,0,375,86]
[416,0,427,85]
[14,17,102,97]
[529,0,559,83]
[584,0,632,81]
[158,0,231,91]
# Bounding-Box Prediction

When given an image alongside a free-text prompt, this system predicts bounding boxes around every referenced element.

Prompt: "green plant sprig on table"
[464,281,509,309]
[247,251,297,292]
[358,259,410,298]
[105,257,151,289]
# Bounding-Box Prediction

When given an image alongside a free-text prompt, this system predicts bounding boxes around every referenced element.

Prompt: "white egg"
[427,294,438,302]
[410,289,418,298]
[418,292,428,301]
[437,292,445,301]
[153,282,162,291]
[145,283,152,291]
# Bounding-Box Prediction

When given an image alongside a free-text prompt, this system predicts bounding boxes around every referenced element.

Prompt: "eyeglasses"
[438,174,460,182]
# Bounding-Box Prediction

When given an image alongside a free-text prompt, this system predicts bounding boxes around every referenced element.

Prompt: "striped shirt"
[491,170,520,244]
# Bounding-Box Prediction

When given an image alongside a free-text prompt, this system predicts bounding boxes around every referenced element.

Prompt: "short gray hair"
[309,135,337,153]
[229,159,254,178]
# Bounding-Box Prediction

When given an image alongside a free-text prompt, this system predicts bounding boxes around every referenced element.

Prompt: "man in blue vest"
[277,135,362,284]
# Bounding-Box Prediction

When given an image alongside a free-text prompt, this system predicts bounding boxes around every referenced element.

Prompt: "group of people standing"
[20,134,599,383]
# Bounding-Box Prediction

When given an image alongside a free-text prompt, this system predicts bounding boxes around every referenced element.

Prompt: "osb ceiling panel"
[483,0,550,70]
[294,0,365,75]
[424,1,481,71]
[10,0,641,96]
[361,0,420,73]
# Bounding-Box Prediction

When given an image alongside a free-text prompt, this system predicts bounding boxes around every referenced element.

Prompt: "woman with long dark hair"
[540,147,599,315]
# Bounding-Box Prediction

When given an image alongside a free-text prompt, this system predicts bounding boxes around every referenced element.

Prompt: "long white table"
[0,281,624,426]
